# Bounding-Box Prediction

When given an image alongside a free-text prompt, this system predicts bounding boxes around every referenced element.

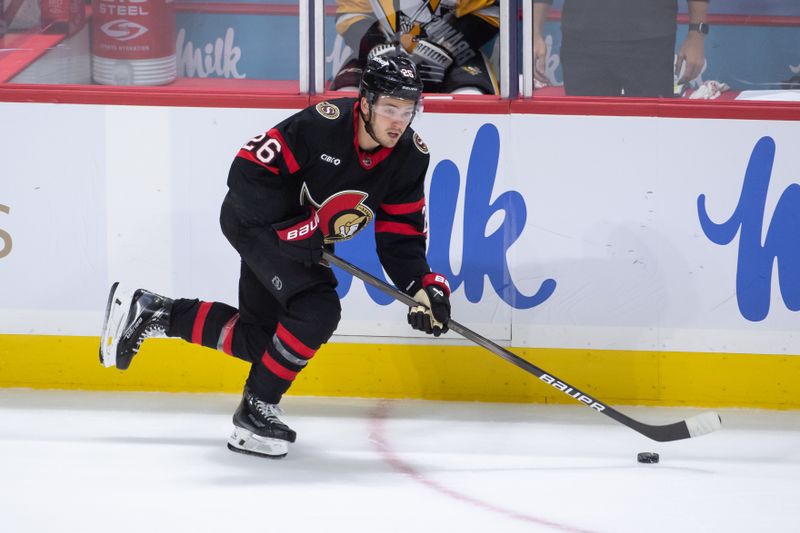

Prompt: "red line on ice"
[368,400,603,533]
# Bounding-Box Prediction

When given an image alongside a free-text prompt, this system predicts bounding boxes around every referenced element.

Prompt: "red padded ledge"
[0,80,307,108]
[2,83,799,121]
[0,84,510,113]
[511,96,800,122]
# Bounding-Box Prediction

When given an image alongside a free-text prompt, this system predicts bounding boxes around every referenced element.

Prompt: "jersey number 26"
[243,133,282,164]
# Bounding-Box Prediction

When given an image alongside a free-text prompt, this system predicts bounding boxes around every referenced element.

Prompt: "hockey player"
[331,0,499,95]
[99,54,452,459]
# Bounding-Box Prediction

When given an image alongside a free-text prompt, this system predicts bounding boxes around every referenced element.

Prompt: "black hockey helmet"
[359,54,424,105]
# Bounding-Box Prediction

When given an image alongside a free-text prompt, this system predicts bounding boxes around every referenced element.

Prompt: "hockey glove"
[368,43,405,62]
[407,273,451,337]
[410,39,453,85]
[423,13,479,67]
[272,206,323,267]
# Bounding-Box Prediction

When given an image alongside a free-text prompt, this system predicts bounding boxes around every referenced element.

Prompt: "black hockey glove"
[272,206,323,267]
[407,273,451,337]
[410,39,453,85]
[423,13,479,67]
[367,42,405,62]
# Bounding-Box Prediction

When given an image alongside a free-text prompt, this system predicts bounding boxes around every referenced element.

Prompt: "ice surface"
[0,389,797,533]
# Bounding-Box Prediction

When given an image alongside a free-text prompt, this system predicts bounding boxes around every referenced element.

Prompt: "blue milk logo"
[698,136,800,321]
[334,123,556,310]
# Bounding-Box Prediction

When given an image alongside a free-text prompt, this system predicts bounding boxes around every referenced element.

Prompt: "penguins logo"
[461,65,483,77]
[300,183,373,243]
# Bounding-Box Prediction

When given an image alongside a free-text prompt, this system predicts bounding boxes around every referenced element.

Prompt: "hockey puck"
[637,452,659,464]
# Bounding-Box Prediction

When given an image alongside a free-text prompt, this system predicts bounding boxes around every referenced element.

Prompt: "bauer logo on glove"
[274,210,319,241]
[272,206,324,266]
[406,272,451,336]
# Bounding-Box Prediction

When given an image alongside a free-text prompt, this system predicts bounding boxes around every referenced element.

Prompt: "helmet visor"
[370,96,423,123]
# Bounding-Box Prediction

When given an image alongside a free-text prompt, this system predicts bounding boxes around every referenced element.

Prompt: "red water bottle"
[91,0,176,85]
[41,0,86,36]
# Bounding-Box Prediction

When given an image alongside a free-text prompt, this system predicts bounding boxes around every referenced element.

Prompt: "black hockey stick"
[323,250,722,442]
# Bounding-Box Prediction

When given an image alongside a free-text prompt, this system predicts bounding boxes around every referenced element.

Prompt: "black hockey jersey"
[227,97,432,292]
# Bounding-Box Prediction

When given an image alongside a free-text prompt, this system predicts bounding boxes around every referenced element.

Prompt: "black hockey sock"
[167,298,246,361]
[247,321,323,404]
[247,363,292,404]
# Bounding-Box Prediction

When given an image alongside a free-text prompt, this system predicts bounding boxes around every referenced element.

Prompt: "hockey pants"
[166,200,342,404]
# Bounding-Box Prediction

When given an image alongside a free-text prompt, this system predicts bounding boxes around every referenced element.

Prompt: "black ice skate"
[99,282,172,370]
[227,386,297,459]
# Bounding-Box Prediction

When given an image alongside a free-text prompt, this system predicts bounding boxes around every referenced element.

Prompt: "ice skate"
[99,282,172,370]
[227,386,296,459]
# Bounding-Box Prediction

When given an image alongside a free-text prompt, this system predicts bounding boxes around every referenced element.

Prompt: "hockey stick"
[367,0,431,41]
[323,250,722,442]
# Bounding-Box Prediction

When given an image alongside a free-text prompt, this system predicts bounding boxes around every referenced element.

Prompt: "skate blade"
[227,426,289,459]
[98,282,129,368]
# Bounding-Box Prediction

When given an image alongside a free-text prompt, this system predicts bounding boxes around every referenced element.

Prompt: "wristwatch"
[688,22,709,35]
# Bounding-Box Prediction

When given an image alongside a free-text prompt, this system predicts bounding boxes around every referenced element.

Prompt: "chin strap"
[359,97,384,147]
[362,110,383,147]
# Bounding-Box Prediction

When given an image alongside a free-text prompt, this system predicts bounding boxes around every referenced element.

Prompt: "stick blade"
[634,410,722,442]
[685,411,723,438]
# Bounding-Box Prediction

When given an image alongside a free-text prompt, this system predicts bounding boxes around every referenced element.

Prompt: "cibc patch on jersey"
[413,132,429,154]
[301,183,374,243]
[315,101,341,120]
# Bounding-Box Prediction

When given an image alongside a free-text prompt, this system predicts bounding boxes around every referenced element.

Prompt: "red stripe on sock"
[219,313,239,355]
[276,323,316,359]
[192,302,213,345]
[261,351,299,381]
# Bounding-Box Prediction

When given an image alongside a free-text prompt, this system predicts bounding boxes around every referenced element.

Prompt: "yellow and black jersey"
[336,0,500,64]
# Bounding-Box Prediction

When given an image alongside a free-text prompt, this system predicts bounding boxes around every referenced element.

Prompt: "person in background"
[331,0,500,95]
[98,54,452,460]
[533,0,709,97]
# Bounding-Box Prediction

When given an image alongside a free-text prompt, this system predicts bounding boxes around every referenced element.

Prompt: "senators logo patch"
[315,102,340,120]
[300,183,373,243]
[413,132,429,154]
